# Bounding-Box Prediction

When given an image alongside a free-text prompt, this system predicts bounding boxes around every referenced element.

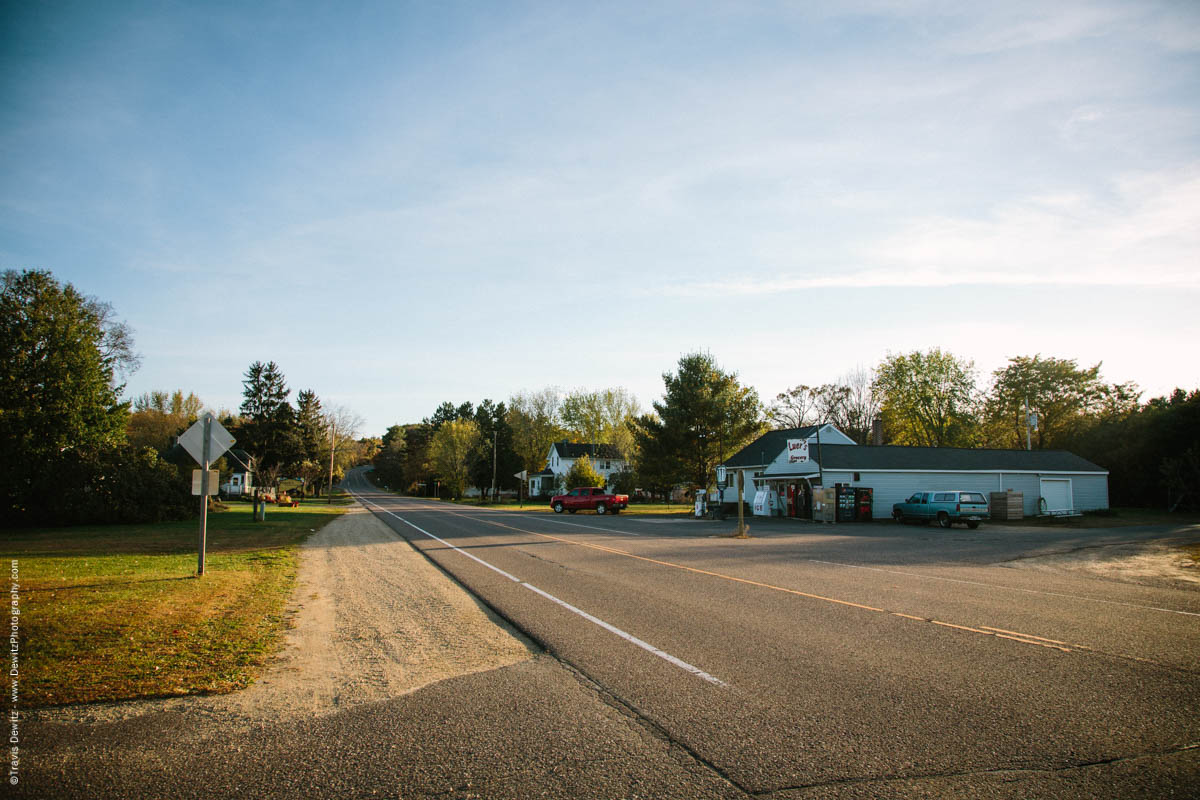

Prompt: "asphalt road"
[342,472,1200,798]
[25,472,1200,799]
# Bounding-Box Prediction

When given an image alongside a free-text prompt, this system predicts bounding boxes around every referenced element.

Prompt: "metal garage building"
[719,426,1109,520]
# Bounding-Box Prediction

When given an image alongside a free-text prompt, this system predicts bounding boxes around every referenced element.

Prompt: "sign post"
[178,413,235,576]
[736,471,748,537]
[514,470,528,507]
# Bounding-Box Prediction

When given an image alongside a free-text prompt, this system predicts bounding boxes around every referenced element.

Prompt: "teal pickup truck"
[892,491,989,529]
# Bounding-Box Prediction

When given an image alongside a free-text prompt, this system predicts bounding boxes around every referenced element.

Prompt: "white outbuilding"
[720,426,1109,520]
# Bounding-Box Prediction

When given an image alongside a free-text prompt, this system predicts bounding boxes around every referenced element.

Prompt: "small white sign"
[192,469,219,496]
[787,438,809,463]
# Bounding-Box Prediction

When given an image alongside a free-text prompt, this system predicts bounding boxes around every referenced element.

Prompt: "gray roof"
[722,426,822,468]
[814,444,1106,474]
[551,441,624,460]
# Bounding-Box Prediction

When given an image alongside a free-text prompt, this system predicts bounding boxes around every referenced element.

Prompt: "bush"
[564,454,604,489]
[14,445,194,526]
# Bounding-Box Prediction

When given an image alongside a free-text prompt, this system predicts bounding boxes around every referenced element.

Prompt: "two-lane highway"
[346,470,1200,797]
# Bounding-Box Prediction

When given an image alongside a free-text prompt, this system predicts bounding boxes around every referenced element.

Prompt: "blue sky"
[3,1,1198,436]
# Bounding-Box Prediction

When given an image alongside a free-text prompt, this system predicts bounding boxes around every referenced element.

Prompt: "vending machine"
[835,484,857,522]
[854,487,874,521]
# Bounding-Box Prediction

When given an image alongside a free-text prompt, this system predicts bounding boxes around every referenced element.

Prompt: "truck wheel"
[596,503,607,515]
[937,512,952,528]
[893,510,905,523]
[553,502,564,514]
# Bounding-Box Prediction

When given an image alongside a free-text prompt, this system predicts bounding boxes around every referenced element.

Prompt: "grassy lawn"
[445,497,692,516]
[8,498,349,708]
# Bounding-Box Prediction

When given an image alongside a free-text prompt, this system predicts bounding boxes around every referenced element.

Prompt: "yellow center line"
[980,626,1069,645]
[435,507,1075,654]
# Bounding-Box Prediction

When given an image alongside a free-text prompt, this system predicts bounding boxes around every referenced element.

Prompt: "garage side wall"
[828,471,1108,518]
[1068,474,1109,512]
[842,472,1012,519]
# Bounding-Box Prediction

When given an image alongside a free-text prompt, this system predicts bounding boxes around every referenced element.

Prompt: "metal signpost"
[178,412,236,576]
[514,470,528,507]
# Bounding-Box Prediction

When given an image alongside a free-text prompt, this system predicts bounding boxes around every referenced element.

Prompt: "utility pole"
[491,429,498,503]
[1025,396,1032,451]
[735,470,747,537]
[328,421,336,504]
[815,423,825,489]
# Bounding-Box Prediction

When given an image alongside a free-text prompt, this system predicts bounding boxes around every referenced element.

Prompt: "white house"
[528,440,628,497]
[218,449,255,497]
[219,470,253,497]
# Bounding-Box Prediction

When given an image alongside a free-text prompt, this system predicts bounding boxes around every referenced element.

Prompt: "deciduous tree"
[321,404,364,495]
[766,385,820,430]
[561,387,640,457]
[127,390,206,452]
[428,418,482,499]
[873,348,978,447]
[984,355,1135,450]
[507,388,565,475]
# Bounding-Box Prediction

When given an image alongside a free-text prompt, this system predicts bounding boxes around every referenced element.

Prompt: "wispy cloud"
[653,164,1200,296]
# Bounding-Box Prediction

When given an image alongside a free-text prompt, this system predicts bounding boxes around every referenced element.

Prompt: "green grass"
[7,500,347,707]
[444,497,692,516]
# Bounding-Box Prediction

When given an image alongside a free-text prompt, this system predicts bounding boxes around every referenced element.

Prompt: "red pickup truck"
[550,487,629,515]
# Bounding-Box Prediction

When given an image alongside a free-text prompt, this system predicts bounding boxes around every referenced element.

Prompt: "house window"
[853,472,860,482]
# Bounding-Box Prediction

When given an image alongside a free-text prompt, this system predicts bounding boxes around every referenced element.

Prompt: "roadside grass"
[445,497,691,516]
[366,475,690,516]
[9,500,347,707]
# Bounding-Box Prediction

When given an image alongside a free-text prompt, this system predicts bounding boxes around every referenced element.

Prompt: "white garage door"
[1040,478,1073,513]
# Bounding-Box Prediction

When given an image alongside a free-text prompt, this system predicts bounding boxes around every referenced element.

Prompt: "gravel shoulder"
[1004,535,1200,588]
[30,504,537,727]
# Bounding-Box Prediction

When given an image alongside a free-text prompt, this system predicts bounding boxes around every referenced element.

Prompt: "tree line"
[763,348,1197,508]
[375,348,1198,510]
[4,269,1194,522]
[0,270,370,526]
[372,353,763,501]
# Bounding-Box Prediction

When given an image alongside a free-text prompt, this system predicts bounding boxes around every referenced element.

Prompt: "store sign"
[787,438,809,463]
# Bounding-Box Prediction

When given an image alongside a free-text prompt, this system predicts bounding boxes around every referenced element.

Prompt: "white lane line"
[352,491,727,687]
[522,583,727,687]
[453,508,643,536]
[385,509,522,583]
[807,559,1200,618]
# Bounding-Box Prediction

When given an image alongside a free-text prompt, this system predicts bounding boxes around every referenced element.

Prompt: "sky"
[3,0,1198,437]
